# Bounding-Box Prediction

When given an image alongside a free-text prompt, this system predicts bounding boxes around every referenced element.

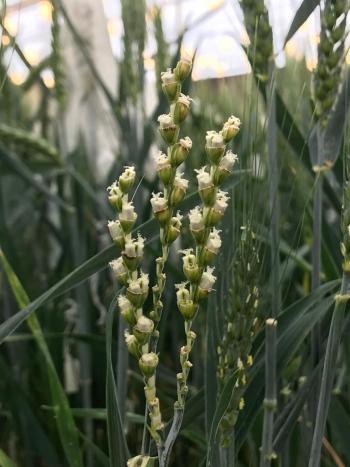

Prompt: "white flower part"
[118,295,132,312]
[175,281,189,289]
[175,211,183,222]
[220,151,238,172]
[180,248,195,267]
[151,192,168,213]
[109,257,126,275]
[107,181,122,196]
[158,113,174,128]
[120,202,136,221]
[125,332,136,345]
[154,151,170,169]
[128,278,141,294]
[128,272,148,294]
[175,282,190,302]
[136,234,145,257]
[127,273,149,295]
[206,130,224,148]
[108,220,123,240]
[124,238,137,258]
[195,167,212,189]
[347,225,350,236]
[174,172,189,190]
[179,136,192,150]
[183,253,196,269]
[237,357,244,370]
[139,272,149,292]
[136,315,153,332]
[179,248,194,256]
[177,93,193,107]
[171,211,183,229]
[161,68,176,84]
[206,131,216,143]
[206,228,222,253]
[189,206,204,230]
[199,266,216,291]
[224,115,241,131]
[120,165,135,180]
[214,190,229,214]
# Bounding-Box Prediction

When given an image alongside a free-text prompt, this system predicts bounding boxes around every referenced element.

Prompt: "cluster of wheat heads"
[107,57,241,466]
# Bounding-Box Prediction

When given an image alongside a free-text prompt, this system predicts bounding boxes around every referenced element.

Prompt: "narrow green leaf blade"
[106,292,129,466]
[0,145,73,212]
[206,371,237,467]
[235,284,336,449]
[0,449,17,467]
[284,0,320,45]
[0,250,83,467]
[79,432,110,467]
[205,295,218,440]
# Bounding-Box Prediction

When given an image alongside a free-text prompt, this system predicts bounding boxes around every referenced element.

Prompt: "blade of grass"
[260,63,279,467]
[0,249,83,467]
[284,0,320,46]
[43,406,145,424]
[206,371,238,467]
[0,124,60,161]
[106,291,130,466]
[308,273,350,466]
[310,170,323,415]
[205,294,218,440]
[260,319,278,467]
[328,396,350,460]
[273,361,322,453]
[0,355,62,467]
[68,172,94,467]
[235,290,336,449]
[0,145,73,213]
[78,431,110,467]
[0,449,17,467]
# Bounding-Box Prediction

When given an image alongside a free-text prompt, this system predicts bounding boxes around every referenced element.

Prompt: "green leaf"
[0,145,73,212]
[0,449,17,467]
[284,0,320,46]
[273,362,321,452]
[275,90,309,162]
[181,388,205,429]
[328,396,350,461]
[0,249,83,467]
[78,431,110,467]
[235,283,337,449]
[46,407,145,424]
[106,292,129,466]
[206,371,237,467]
[205,295,218,439]
[0,124,60,160]
[309,273,350,467]
[0,357,61,467]
[0,241,118,344]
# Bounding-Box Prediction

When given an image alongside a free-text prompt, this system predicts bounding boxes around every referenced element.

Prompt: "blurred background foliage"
[1,0,350,466]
